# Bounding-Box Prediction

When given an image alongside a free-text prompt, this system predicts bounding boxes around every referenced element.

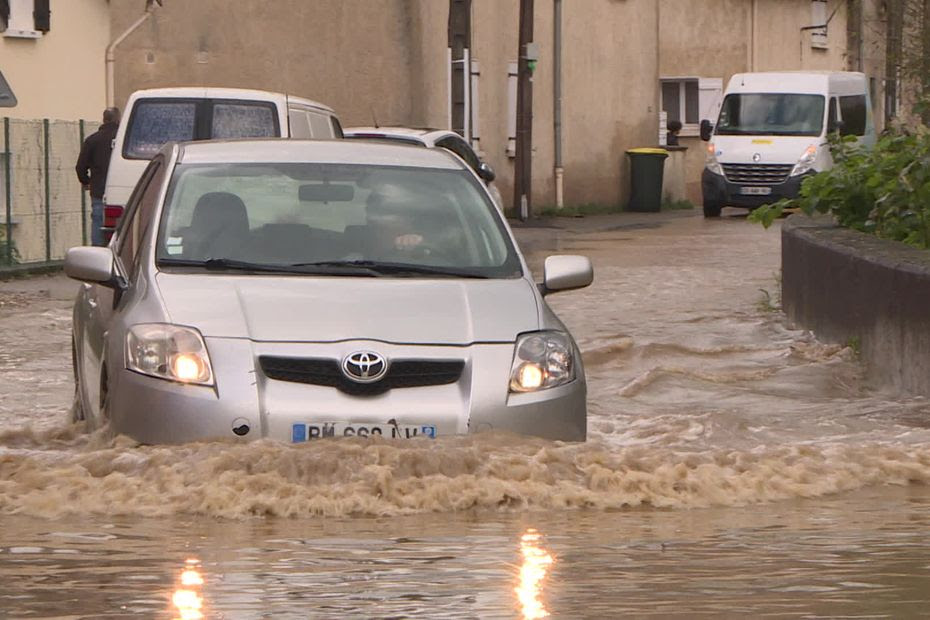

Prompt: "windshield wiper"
[157,257,381,276]
[292,260,491,279]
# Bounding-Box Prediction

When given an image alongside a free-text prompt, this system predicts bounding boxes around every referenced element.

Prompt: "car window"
[288,109,312,139]
[211,102,278,139]
[436,136,481,172]
[125,101,196,159]
[117,158,166,274]
[839,95,867,137]
[827,97,839,133]
[307,112,334,139]
[157,163,520,277]
[331,116,344,139]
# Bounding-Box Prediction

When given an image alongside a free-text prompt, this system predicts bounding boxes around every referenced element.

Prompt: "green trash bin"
[626,147,669,212]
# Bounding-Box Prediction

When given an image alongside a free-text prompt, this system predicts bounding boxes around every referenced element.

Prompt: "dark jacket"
[75,121,118,199]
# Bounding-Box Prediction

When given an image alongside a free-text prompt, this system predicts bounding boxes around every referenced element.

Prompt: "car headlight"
[705,143,724,176]
[509,331,576,393]
[126,324,214,385]
[790,145,818,177]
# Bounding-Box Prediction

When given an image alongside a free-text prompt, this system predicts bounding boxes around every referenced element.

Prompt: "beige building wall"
[659,0,856,204]
[0,0,110,121]
[110,0,870,213]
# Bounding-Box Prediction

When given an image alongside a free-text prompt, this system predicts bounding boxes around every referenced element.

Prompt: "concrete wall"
[0,0,110,121]
[782,216,930,397]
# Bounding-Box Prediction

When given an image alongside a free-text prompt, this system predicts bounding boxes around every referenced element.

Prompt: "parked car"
[65,139,592,444]
[343,127,503,210]
[700,71,875,217]
[103,87,342,238]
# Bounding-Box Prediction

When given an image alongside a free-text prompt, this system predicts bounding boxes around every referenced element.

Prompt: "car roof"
[176,139,465,169]
[128,87,334,113]
[344,126,457,145]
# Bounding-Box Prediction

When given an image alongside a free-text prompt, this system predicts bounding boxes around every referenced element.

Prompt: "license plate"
[291,422,437,442]
[740,186,772,196]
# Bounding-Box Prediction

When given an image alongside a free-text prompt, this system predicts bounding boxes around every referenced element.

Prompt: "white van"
[103,87,342,236]
[700,71,875,217]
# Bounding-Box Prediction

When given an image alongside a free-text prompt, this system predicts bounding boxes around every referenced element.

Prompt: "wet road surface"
[2,211,930,618]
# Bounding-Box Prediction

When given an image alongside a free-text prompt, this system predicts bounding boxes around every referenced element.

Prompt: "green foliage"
[537,203,619,218]
[0,226,18,267]
[749,131,930,250]
[661,197,695,211]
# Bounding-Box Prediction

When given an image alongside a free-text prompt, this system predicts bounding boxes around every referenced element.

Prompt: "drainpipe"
[106,2,162,108]
[749,0,757,71]
[553,0,563,208]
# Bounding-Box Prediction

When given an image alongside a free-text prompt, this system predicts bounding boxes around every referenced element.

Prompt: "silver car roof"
[177,139,465,169]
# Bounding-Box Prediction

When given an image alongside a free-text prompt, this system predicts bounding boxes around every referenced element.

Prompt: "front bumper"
[108,338,586,444]
[702,168,814,209]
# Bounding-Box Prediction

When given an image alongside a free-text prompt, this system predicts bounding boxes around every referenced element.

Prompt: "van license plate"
[740,186,772,196]
[292,423,437,442]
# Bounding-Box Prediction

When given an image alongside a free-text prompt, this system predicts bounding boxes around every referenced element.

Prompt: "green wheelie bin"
[626,148,669,212]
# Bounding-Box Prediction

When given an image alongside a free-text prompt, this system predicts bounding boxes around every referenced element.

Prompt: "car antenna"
[371,107,380,129]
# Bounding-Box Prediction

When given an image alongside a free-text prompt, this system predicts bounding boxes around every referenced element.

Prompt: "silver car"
[65,140,592,444]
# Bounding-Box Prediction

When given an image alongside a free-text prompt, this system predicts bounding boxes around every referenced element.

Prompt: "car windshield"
[155,162,521,278]
[715,93,825,137]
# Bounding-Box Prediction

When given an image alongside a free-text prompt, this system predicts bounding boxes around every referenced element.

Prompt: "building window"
[811,0,828,49]
[660,77,723,137]
[1,0,44,38]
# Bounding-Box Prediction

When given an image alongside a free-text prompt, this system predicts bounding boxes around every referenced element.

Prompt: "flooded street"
[3,212,930,618]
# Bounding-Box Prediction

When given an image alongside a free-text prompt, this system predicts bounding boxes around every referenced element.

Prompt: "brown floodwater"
[2,212,930,618]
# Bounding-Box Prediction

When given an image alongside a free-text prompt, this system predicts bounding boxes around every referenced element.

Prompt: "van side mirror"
[700,120,714,142]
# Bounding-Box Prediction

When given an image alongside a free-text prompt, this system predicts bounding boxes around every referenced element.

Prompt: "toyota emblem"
[342,351,388,383]
[752,153,762,163]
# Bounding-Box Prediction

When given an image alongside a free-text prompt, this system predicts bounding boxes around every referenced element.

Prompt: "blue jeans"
[91,197,105,247]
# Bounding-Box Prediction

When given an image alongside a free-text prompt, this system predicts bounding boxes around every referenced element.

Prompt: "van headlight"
[509,331,575,393]
[126,324,214,385]
[704,143,724,176]
[790,145,818,177]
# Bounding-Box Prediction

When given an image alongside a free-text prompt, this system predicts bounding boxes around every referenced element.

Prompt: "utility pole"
[513,0,534,221]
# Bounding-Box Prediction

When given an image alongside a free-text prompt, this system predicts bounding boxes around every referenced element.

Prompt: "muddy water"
[2,213,930,618]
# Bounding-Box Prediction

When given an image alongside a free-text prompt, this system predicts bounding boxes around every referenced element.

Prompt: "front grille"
[259,356,465,396]
[722,163,793,185]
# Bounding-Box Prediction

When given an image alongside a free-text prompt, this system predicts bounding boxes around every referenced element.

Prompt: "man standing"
[75,107,120,246]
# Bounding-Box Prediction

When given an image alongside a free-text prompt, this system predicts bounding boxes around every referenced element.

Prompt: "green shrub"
[749,130,930,250]
[0,226,18,267]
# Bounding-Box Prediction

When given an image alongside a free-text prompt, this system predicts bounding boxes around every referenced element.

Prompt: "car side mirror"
[64,246,122,288]
[540,255,593,295]
[478,162,496,183]
[700,119,714,142]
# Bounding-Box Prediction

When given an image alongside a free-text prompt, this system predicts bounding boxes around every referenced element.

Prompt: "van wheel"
[703,203,722,218]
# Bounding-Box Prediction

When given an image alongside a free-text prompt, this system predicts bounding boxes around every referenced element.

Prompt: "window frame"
[115,157,166,278]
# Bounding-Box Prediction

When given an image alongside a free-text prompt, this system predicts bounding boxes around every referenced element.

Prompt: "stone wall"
[782,215,930,396]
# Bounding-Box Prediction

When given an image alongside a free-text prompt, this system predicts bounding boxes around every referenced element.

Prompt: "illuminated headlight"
[126,324,214,385]
[704,143,724,176]
[509,331,575,393]
[790,145,818,177]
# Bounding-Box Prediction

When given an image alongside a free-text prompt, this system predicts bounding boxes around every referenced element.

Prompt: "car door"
[80,157,166,421]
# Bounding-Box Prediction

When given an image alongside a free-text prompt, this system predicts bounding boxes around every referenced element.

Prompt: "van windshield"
[715,94,825,137]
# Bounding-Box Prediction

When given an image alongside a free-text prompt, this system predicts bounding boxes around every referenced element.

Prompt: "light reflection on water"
[172,559,205,620]
[516,529,554,619]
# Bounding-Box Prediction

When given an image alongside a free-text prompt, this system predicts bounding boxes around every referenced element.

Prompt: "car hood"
[155,273,540,344]
[713,135,820,165]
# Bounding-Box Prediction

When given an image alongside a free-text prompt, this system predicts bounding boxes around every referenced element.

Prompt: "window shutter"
[698,78,723,123]
[811,0,828,49]
[506,61,518,158]
[33,0,50,32]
